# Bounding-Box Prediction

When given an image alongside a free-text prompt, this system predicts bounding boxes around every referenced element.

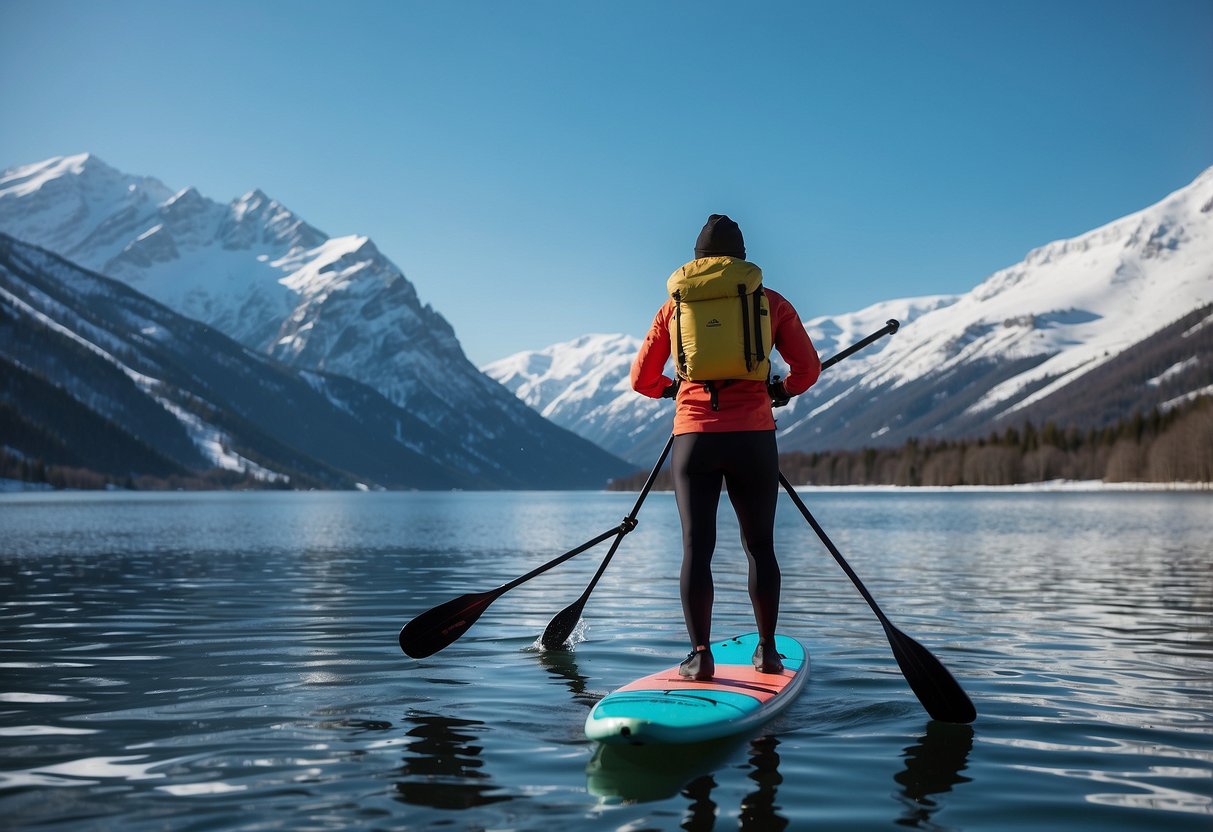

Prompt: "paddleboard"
[585,632,808,745]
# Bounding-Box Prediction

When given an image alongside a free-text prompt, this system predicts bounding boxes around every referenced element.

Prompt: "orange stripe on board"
[615,664,793,703]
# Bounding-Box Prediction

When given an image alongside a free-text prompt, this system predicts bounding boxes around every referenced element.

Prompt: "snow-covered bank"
[788,480,1211,493]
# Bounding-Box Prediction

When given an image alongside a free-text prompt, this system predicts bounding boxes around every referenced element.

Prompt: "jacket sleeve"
[631,302,675,398]
[770,291,821,396]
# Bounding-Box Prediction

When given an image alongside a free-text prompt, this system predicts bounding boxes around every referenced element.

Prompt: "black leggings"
[672,430,780,648]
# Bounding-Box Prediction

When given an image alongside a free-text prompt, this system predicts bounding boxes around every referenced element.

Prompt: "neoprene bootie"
[679,647,714,681]
[753,641,785,674]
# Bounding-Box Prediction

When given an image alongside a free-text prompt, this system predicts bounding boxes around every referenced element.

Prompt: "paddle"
[539,433,674,649]
[778,476,977,723]
[399,525,623,658]
[539,318,903,650]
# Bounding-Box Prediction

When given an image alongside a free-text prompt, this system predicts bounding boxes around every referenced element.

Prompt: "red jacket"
[631,287,821,434]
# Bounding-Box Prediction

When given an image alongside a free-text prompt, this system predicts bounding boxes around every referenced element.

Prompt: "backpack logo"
[706,318,721,327]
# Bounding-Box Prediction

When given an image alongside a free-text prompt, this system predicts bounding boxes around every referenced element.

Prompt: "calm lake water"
[0,488,1210,831]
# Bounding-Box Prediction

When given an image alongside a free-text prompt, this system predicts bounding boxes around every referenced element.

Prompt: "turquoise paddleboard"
[585,632,808,745]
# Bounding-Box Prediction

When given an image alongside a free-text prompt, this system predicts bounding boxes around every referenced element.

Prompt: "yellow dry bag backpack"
[667,257,772,405]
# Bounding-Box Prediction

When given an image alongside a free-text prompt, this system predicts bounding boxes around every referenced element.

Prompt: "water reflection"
[587,735,744,804]
[4,490,1210,831]
[535,649,591,700]
[588,734,790,829]
[740,736,787,831]
[681,774,718,831]
[394,713,512,810]
[894,722,975,828]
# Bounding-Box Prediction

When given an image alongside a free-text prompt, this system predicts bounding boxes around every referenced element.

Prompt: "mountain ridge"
[0,154,630,488]
[485,166,1213,462]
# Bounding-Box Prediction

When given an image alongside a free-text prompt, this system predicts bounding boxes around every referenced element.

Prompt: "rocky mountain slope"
[0,154,629,487]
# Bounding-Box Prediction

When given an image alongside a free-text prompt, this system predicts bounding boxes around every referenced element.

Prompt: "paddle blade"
[399,590,498,658]
[883,622,977,724]
[540,600,584,650]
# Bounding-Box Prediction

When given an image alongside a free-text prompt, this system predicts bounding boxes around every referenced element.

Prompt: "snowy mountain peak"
[236,187,271,207]
[163,185,204,208]
[482,330,671,464]
[159,187,216,230]
[0,154,87,195]
[0,153,104,193]
[0,154,176,262]
[223,189,325,253]
[486,333,640,388]
[1016,166,1212,274]
[0,152,630,488]
[0,153,167,200]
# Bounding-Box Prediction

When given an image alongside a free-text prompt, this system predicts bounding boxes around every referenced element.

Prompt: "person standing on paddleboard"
[630,214,822,681]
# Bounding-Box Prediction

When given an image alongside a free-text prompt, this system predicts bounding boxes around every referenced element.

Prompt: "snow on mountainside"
[488,166,1213,460]
[0,154,629,488]
[784,166,1213,439]
[483,333,673,465]
[801,295,959,364]
[859,167,1213,412]
[0,232,478,489]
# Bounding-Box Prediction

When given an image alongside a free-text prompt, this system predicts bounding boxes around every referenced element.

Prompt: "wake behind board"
[585,632,808,745]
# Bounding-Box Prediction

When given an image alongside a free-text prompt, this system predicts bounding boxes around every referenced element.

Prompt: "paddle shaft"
[540,433,674,648]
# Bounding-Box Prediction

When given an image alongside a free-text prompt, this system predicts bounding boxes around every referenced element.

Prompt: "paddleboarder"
[631,214,822,681]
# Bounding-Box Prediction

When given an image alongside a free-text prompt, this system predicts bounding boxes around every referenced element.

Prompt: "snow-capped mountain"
[0,232,466,488]
[0,154,629,487]
[487,166,1213,460]
[483,333,674,465]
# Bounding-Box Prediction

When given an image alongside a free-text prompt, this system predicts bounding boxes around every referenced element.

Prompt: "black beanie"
[694,214,746,260]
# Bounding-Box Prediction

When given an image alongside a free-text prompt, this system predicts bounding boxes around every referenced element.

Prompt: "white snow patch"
[1147,357,1199,387]
[1160,386,1213,412]
[134,224,163,242]
[151,396,286,482]
[1182,312,1213,338]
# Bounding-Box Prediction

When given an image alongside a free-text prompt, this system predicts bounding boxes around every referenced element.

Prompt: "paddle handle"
[820,318,899,372]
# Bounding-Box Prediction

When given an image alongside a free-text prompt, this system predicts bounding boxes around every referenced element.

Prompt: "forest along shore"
[608,396,1213,490]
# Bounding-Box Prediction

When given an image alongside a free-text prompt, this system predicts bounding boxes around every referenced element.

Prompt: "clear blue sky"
[2,1,1210,365]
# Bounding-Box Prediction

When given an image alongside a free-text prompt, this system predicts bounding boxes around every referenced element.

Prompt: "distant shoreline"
[5,477,1207,496]
[623,480,1211,494]
[783,479,1211,493]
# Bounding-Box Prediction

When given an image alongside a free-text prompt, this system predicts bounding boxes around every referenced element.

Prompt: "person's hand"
[661,378,681,399]
[768,376,791,408]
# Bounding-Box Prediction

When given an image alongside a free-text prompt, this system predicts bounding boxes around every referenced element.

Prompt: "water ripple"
[0,489,1209,831]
